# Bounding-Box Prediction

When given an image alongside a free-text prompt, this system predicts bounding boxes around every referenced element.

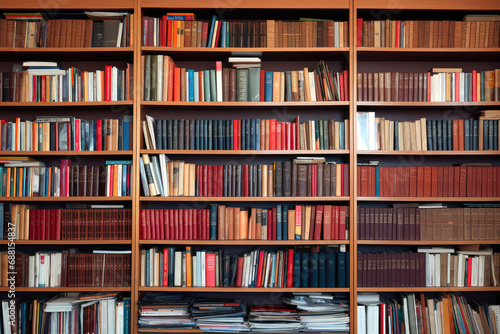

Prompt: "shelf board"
[0,101,133,107]
[357,101,500,107]
[0,150,132,156]
[358,240,500,245]
[358,197,500,202]
[141,101,349,107]
[2,0,134,10]
[139,287,349,292]
[0,196,132,202]
[0,240,131,245]
[138,330,202,333]
[141,46,350,60]
[139,240,349,245]
[140,149,349,155]
[357,287,500,292]
[357,47,500,61]
[356,0,500,10]
[357,150,500,155]
[0,47,134,61]
[141,196,350,202]
[0,47,134,53]
[141,0,349,9]
[0,287,131,292]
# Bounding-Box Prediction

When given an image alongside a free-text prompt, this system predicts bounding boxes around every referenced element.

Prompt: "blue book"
[241,119,246,150]
[194,120,200,150]
[264,71,273,102]
[484,120,489,150]
[495,120,498,150]
[336,252,347,288]
[207,15,217,47]
[123,120,130,150]
[248,67,261,102]
[209,204,217,239]
[188,70,194,102]
[300,252,309,287]
[210,69,217,102]
[431,120,437,150]
[447,120,452,150]
[285,71,292,101]
[245,119,251,150]
[255,119,260,150]
[318,252,326,288]
[145,250,150,286]
[203,120,208,150]
[293,248,301,287]
[436,120,443,150]
[473,119,479,150]
[469,118,474,150]
[217,120,223,150]
[172,120,178,149]
[464,119,470,150]
[276,205,282,240]
[394,121,400,150]
[339,122,345,150]
[270,252,277,287]
[375,165,380,196]
[442,120,447,150]
[189,120,195,150]
[221,21,226,47]
[489,120,494,151]
[203,70,211,102]
[123,298,131,334]
[309,249,319,288]
[250,119,256,150]
[481,71,485,101]
[282,205,288,241]
[426,120,432,150]
[229,120,234,150]
[326,249,336,288]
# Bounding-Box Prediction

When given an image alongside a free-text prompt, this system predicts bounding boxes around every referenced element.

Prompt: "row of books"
[0,13,133,47]
[357,247,497,288]
[0,64,134,102]
[357,69,500,102]
[143,15,349,48]
[357,163,500,197]
[357,113,499,151]
[143,116,349,151]
[140,205,348,241]
[357,293,500,334]
[357,18,500,48]
[4,205,132,241]
[358,207,500,241]
[0,159,132,197]
[1,250,131,287]
[2,293,131,334]
[140,155,349,197]
[0,116,132,152]
[140,246,349,288]
[143,56,348,102]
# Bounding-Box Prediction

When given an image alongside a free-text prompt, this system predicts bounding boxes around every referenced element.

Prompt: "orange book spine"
[240,210,248,239]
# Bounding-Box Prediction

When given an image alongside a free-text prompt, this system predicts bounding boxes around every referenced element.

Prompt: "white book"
[471,256,478,287]
[107,298,116,334]
[366,304,379,334]
[159,154,169,196]
[2,299,12,334]
[101,299,108,334]
[116,301,124,334]
[402,296,411,334]
[216,61,223,102]
[112,67,118,101]
[201,251,206,287]
[38,252,45,287]
[194,72,199,102]
[357,305,367,334]
[28,255,35,287]
[309,72,317,102]
[459,72,465,102]
[44,253,51,288]
[145,115,157,150]
[263,252,271,287]
[157,55,163,101]
[490,305,500,333]
[50,253,57,287]
[140,249,146,286]
[457,254,464,287]
[192,255,197,287]
[116,21,123,47]
[478,255,485,286]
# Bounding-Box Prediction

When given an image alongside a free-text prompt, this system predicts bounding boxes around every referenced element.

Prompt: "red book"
[437,167,444,197]
[191,209,197,240]
[427,72,431,102]
[40,209,46,240]
[149,209,156,239]
[472,70,477,101]
[396,21,401,47]
[271,208,277,240]
[218,165,224,197]
[186,209,192,239]
[243,165,249,196]
[269,119,277,150]
[356,18,363,46]
[452,120,459,150]
[287,248,294,287]
[256,250,265,287]
[458,119,465,151]
[459,166,467,197]
[173,67,181,101]
[202,165,208,197]
[162,248,169,286]
[466,258,472,286]
[95,120,102,151]
[179,208,184,239]
[173,209,179,240]
[233,120,239,150]
[29,210,36,240]
[332,206,339,240]
[207,165,212,197]
[41,76,46,102]
[276,121,282,150]
[313,205,324,240]
[339,73,345,101]
[416,166,424,197]
[343,70,349,102]
[235,256,244,287]
[163,210,170,240]
[455,73,460,102]
[157,209,164,239]
[260,69,265,102]
[339,206,347,240]
[204,209,210,240]
[453,166,460,197]
[201,21,209,47]
[237,120,241,150]
[431,167,438,197]
[155,209,161,240]
[196,165,202,196]
[409,167,417,197]
[213,21,221,47]
[104,66,112,101]
[389,167,395,197]
[423,166,432,197]
[161,16,168,47]
[166,19,172,47]
[167,58,175,101]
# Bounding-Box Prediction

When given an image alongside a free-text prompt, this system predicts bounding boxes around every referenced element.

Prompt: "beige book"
[304,205,312,240]
[288,210,295,240]
[421,118,427,151]
[415,119,422,151]
[404,121,411,151]
[303,68,311,101]
[262,164,268,197]
[280,72,285,102]
[267,165,274,197]
[336,164,342,196]
[234,207,241,240]
[272,72,280,102]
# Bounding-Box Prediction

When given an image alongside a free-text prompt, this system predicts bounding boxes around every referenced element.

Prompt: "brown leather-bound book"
[357,73,363,101]
[407,72,414,102]
[469,21,477,48]
[448,20,455,49]
[367,72,373,101]
[15,21,26,48]
[266,20,275,48]
[184,21,191,48]
[417,20,424,48]
[495,69,500,101]
[454,21,461,48]
[5,20,14,47]
[484,70,495,101]
[67,19,75,48]
[322,21,328,47]
[411,20,418,48]
[494,22,500,48]
[222,68,229,101]
[441,20,449,48]
[308,21,314,47]
[59,19,67,48]
[229,68,237,101]
[290,21,297,47]
[423,20,430,48]
[385,72,391,102]
[385,19,391,47]
[324,21,333,47]
[380,20,385,47]
[73,19,82,47]
[312,21,318,47]
[84,20,93,47]
[0,20,7,47]
[362,73,368,102]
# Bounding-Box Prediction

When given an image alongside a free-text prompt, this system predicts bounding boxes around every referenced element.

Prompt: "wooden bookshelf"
[358,240,500,245]
[140,196,351,202]
[0,151,133,156]
[0,196,133,201]
[140,150,350,155]
[0,101,134,107]
[357,197,500,202]
[0,240,132,245]
[357,150,500,155]
[139,287,351,292]
[139,240,350,245]
[0,287,132,292]
[141,101,350,107]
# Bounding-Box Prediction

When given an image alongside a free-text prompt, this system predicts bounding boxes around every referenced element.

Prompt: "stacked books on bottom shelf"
[357,292,500,334]
[1,292,131,334]
[140,245,349,288]
[138,293,196,330]
[192,298,249,333]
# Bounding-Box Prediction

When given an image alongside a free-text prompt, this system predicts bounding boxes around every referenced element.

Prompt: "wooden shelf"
[0,151,132,156]
[356,0,500,10]
[358,240,500,245]
[0,287,131,292]
[141,101,349,107]
[141,0,349,9]
[357,150,500,155]
[2,0,134,9]
[357,101,500,107]
[358,197,500,202]
[0,196,133,202]
[139,240,349,245]
[138,330,202,333]
[0,240,132,245]
[140,149,349,155]
[139,287,350,292]
[0,47,134,53]
[141,196,350,202]
[0,101,133,107]
[0,47,134,61]
[357,287,500,292]
[357,47,500,61]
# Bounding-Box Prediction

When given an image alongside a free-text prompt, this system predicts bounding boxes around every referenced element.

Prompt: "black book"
[173,120,178,150]
[167,120,173,150]
[184,119,190,150]
[162,119,167,150]
[92,21,104,47]
[275,161,283,197]
[179,119,185,150]
[155,119,162,150]
[189,120,195,150]
[257,165,262,197]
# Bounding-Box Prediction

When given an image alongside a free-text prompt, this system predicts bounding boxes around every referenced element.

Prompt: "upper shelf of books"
[140,0,349,10]
[356,0,500,10]
[2,0,134,10]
